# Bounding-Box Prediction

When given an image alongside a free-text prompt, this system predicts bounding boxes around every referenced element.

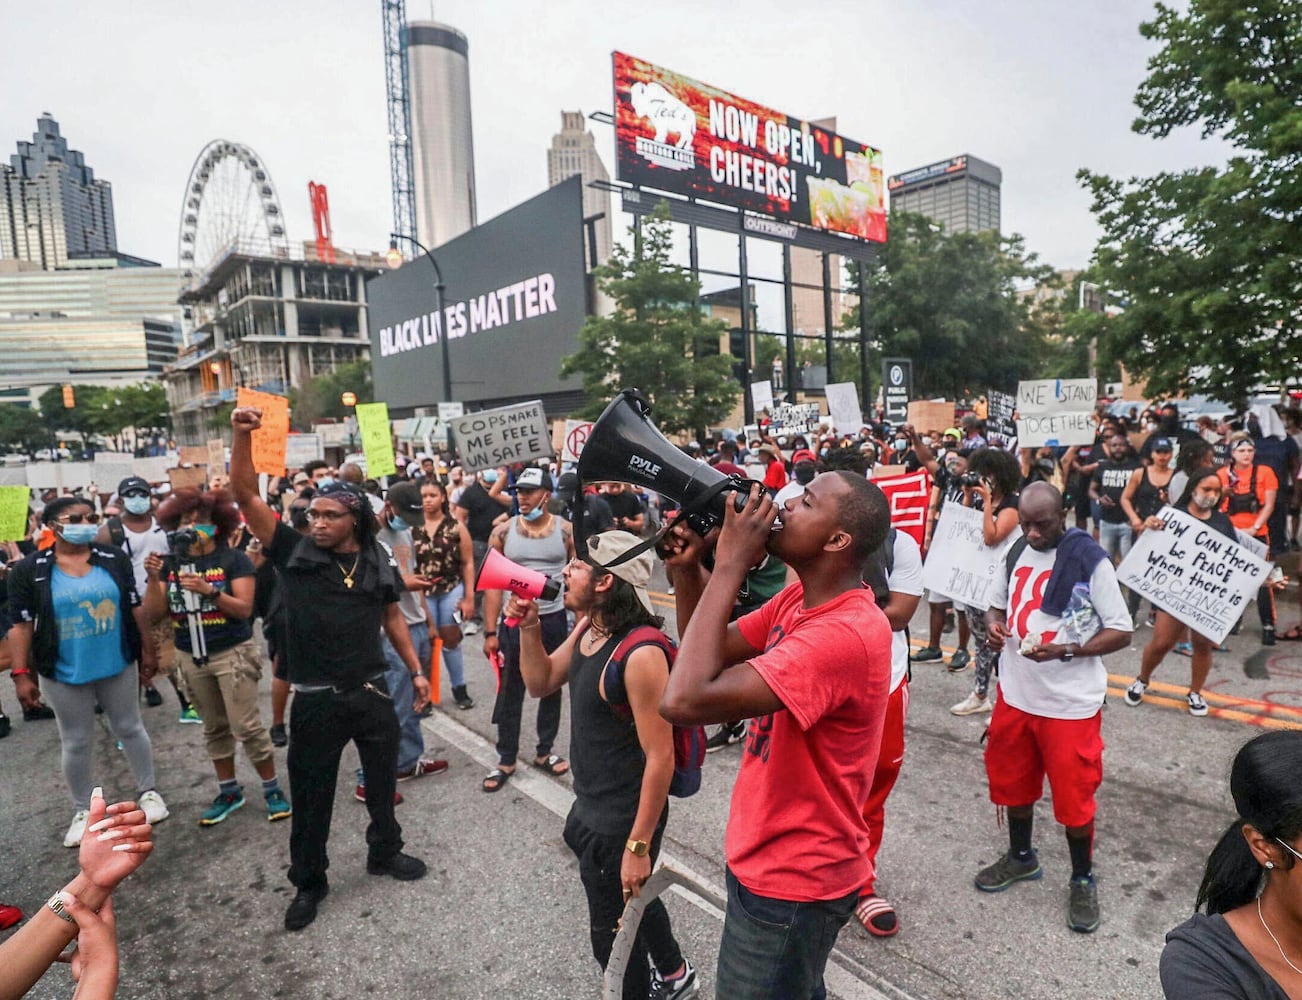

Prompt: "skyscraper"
[407,21,477,250]
[547,111,612,268]
[887,154,1001,234]
[0,114,117,270]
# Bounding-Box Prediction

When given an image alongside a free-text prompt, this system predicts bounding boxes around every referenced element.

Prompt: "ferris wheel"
[176,140,289,276]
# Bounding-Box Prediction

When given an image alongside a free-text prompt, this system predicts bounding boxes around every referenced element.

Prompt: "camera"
[167,528,201,557]
[959,472,985,489]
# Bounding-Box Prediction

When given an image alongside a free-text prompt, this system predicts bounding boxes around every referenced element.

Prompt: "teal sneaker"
[179,706,202,725]
[199,790,245,826]
[265,789,292,822]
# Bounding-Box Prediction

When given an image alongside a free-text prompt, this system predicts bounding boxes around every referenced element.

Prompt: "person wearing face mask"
[887,433,922,473]
[7,497,170,847]
[1140,402,1200,461]
[142,488,289,826]
[773,450,819,507]
[1220,434,1281,647]
[481,467,576,792]
[97,477,198,723]
[1123,468,1237,717]
[454,465,514,635]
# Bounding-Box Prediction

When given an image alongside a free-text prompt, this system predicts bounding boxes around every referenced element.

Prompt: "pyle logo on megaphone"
[628,455,662,478]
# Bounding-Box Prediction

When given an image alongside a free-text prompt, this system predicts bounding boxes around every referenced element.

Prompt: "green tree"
[561,206,738,435]
[1079,1,1301,406]
[288,360,373,431]
[846,212,1059,399]
[0,403,48,453]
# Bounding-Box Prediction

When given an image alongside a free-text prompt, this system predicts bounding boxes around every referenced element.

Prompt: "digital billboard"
[613,51,886,243]
[367,176,588,411]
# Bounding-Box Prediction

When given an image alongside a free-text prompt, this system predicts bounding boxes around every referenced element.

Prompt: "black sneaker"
[1067,876,1100,932]
[1263,626,1276,647]
[367,851,427,881]
[452,685,475,710]
[974,851,1043,892]
[22,704,55,722]
[143,685,164,707]
[649,958,699,998]
[705,722,746,753]
[284,885,328,931]
[912,646,943,662]
[269,723,288,748]
[0,714,9,739]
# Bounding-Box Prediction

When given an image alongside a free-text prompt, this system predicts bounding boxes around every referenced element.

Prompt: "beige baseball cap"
[584,530,655,615]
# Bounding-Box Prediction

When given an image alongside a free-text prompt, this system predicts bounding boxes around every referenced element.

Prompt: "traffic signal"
[62,384,75,408]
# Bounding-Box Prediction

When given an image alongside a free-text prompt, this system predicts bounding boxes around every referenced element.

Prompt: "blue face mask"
[317,476,335,488]
[194,524,217,539]
[522,505,545,522]
[123,495,151,516]
[388,516,409,532]
[482,470,498,484]
[59,524,98,546]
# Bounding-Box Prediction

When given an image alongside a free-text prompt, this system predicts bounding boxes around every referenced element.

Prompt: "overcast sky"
[3,0,1224,278]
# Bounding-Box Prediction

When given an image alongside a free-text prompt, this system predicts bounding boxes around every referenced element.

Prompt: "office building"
[0,255,182,407]
[887,154,1001,234]
[0,114,117,270]
[548,111,613,268]
[407,21,477,250]
[164,241,385,444]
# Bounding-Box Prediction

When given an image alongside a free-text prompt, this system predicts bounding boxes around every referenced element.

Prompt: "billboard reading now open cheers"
[613,52,886,243]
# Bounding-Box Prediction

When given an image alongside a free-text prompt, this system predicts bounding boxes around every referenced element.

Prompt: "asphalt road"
[4,561,1301,999]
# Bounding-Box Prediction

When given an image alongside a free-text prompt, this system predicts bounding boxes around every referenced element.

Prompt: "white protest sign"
[1016,378,1097,447]
[284,433,324,469]
[437,401,465,422]
[824,381,863,432]
[132,456,172,484]
[25,462,93,490]
[922,503,1022,608]
[1116,507,1271,644]
[561,419,594,464]
[92,452,136,489]
[750,380,774,414]
[769,402,821,432]
[450,400,552,472]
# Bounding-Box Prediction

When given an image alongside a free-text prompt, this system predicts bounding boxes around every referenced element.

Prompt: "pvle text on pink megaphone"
[475,548,561,627]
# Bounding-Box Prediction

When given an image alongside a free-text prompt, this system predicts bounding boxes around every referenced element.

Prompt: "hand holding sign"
[0,486,31,542]
[355,402,397,477]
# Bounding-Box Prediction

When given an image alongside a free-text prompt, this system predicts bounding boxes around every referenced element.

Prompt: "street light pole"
[388,233,451,403]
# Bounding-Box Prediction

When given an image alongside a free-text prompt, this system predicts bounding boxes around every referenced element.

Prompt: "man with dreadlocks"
[230,406,432,932]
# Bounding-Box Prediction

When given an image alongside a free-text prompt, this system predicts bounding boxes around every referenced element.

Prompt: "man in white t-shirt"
[854,527,924,938]
[976,482,1132,935]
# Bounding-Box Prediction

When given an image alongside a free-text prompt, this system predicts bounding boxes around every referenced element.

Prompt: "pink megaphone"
[475,548,561,627]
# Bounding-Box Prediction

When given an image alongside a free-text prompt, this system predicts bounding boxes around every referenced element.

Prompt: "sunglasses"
[55,513,100,525]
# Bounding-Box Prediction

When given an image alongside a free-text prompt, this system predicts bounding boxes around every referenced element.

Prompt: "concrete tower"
[407,21,477,250]
[547,111,612,268]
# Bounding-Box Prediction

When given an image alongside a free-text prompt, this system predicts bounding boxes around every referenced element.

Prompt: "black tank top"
[568,629,653,836]
[1134,467,1173,520]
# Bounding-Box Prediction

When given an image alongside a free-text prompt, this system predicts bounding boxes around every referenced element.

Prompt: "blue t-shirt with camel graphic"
[51,565,128,684]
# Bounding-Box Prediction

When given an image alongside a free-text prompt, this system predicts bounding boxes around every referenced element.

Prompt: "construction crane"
[381,0,416,244]
[308,181,335,263]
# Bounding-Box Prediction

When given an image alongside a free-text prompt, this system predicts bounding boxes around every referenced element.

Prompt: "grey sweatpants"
[41,665,157,811]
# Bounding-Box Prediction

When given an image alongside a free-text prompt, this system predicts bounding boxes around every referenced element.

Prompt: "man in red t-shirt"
[757,444,788,493]
[662,472,893,1000]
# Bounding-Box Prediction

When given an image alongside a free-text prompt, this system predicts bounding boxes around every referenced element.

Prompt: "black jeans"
[492,610,567,766]
[562,810,682,999]
[715,867,857,1000]
[287,682,402,892]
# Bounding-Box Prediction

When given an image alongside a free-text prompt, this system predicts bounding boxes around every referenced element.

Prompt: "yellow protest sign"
[0,486,30,542]
[354,402,397,477]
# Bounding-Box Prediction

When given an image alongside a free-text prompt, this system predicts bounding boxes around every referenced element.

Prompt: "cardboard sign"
[206,439,226,474]
[168,466,207,491]
[825,381,863,433]
[922,503,1023,608]
[355,402,397,477]
[450,400,552,472]
[1117,507,1271,644]
[873,470,931,547]
[906,400,953,435]
[237,387,290,476]
[1016,410,1096,447]
[0,485,31,541]
[1015,377,1096,447]
[284,433,324,469]
[561,419,594,464]
[178,446,208,466]
[750,380,774,415]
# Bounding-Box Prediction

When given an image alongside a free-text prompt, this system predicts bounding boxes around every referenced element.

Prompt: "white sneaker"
[138,789,170,825]
[950,692,993,716]
[462,620,480,635]
[1187,692,1209,717]
[1123,679,1147,707]
[63,809,91,848]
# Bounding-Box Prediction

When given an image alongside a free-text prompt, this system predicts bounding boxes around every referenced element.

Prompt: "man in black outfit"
[229,406,431,932]
[454,466,513,633]
[514,530,697,999]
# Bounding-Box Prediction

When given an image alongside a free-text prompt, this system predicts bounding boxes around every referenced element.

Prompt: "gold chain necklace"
[1258,896,1302,977]
[336,552,361,589]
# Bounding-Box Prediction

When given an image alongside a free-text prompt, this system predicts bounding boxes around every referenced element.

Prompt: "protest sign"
[1016,411,1095,447]
[168,466,207,491]
[561,419,594,464]
[824,382,863,433]
[1016,378,1096,446]
[132,456,172,484]
[922,503,1022,608]
[750,380,773,415]
[450,400,552,472]
[207,439,226,474]
[906,400,953,435]
[768,402,821,432]
[355,402,397,477]
[236,388,290,475]
[24,462,93,490]
[178,446,208,466]
[873,471,931,547]
[437,401,465,422]
[1117,507,1271,644]
[283,433,324,469]
[92,452,135,488]
[0,485,31,541]
[987,390,1017,438]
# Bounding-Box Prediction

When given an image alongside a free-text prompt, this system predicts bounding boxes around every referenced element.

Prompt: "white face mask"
[1193,492,1220,511]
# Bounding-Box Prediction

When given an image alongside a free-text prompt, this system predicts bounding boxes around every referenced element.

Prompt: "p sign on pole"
[882,358,912,423]
[562,419,594,464]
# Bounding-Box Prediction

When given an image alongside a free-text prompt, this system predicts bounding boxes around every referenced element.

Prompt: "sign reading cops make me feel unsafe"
[451,401,553,472]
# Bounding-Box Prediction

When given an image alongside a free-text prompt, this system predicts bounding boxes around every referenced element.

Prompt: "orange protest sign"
[237,387,290,475]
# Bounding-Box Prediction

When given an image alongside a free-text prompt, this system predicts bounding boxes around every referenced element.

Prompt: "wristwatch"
[46,892,75,924]
[484,630,497,638]
[1061,644,1077,661]
[625,838,650,857]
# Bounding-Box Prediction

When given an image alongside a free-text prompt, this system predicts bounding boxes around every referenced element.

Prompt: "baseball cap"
[514,467,554,492]
[386,481,424,526]
[790,448,817,464]
[584,530,655,615]
[943,428,961,440]
[1151,437,1174,452]
[117,476,151,497]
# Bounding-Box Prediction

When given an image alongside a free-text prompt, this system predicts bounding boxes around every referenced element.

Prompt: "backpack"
[1004,536,1029,581]
[861,526,898,605]
[597,625,708,798]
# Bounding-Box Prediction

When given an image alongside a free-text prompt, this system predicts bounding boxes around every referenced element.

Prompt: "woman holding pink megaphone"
[478,468,576,793]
